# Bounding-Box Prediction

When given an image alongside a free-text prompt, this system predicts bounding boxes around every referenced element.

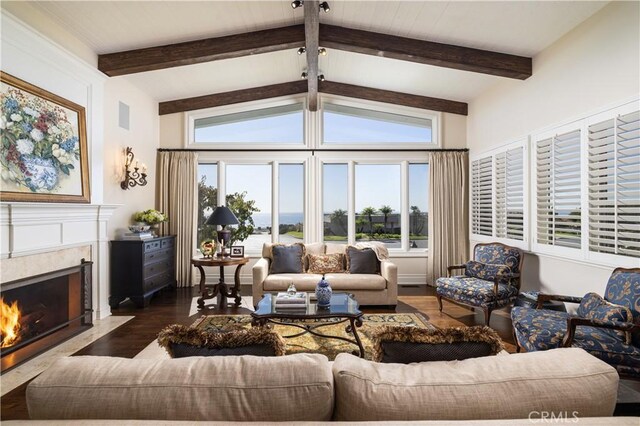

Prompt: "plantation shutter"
[536,129,582,248]
[589,110,640,258]
[471,156,493,236]
[506,147,525,239]
[495,152,507,238]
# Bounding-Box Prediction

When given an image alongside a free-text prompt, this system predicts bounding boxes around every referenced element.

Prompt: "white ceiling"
[23,1,609,104]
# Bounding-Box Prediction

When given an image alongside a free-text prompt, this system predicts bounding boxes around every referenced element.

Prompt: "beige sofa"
[22,348,626,423]
[252,242,398,306]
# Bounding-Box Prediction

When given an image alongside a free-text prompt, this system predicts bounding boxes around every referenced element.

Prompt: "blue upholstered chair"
[436,243,524,326]
[511,267,640,378]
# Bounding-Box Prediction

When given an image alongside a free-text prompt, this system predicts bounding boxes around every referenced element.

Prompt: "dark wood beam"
[99,25,305,76]
[319,81,468,115]
[158,81,307,115]
[304,1,320,111]
[319,24,532,80]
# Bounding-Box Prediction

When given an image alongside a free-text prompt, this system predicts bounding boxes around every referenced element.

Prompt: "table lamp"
[205,206,239,257]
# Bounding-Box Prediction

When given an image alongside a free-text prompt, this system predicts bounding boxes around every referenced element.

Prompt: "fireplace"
[1,260,92,373]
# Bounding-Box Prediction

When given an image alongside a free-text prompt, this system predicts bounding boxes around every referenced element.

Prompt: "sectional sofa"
[19,347,629,424]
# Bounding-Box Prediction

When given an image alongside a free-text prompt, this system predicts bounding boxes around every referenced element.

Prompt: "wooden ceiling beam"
[304,1,320,111]
[158,81,308,115]
[319,24,532,80]
[158,80,467,116]
[319,81,468,116]
[98,25,305,76]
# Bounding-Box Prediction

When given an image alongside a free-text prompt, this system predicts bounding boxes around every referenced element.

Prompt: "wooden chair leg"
[436,294,443,312]
[483,308,492,326]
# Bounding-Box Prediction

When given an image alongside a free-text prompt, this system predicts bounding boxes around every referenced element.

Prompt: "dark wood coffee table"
[251,293,365,357]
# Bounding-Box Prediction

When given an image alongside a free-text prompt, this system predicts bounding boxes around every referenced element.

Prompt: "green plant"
[379,205,393,233]
[360,206,377,235]
[133,209,168,224]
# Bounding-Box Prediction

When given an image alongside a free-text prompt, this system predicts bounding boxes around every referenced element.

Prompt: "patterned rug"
[191,313,433,360]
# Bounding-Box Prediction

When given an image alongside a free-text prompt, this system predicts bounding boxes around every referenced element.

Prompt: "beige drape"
[428,151,469,285]
[158,151,198,287]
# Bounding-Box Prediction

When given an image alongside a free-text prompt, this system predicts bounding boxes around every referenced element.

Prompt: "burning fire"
[1,297,22,348]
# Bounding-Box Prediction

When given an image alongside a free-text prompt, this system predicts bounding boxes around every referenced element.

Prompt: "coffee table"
[251,293,365,357]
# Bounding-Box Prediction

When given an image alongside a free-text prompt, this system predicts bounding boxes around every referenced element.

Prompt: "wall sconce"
[120,147,147,190]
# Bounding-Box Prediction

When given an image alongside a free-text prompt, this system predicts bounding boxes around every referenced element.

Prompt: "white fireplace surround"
[1,203,118,319]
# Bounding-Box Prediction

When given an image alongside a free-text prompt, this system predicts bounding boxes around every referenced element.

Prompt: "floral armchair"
[511,267,640,378]
[436,243,524,326]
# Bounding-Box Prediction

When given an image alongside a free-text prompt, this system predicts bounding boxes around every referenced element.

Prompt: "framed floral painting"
[0,72,90,203]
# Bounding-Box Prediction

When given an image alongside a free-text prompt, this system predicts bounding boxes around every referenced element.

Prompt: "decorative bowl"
[128,224,151,233]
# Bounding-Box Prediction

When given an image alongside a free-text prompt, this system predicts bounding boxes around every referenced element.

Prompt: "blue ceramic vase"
[315,275,332,308]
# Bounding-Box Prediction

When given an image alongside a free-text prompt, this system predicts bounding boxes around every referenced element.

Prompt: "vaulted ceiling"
[18,1,608,110]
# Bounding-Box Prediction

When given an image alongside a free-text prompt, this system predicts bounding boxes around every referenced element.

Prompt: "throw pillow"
[157,324,286,357]
[307,253,344,274]
[464,260,511,282]
[371,325,505,363]
[578,292,633,343]
[270,243,306,274]
[345,246,379,274]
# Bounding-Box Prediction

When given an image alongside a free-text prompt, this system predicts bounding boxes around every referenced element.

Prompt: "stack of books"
[121,232,154,240]
[274,292,307,310]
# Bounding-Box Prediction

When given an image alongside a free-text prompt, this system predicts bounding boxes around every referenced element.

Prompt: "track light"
[319,2,330,12]
[318,47,327,56]
[318,74,325,82]
[301,71,308,79]
[297,47,306,55]
[291,0,303,9]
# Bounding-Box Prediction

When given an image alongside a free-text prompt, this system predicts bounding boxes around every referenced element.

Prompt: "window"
[536,129,582,249]
[193,103,304,144]
[226,164,271,252]
[471,156,493,236]
[323,164,348,243]
[495,147,525,240]
[197,164,217,246]
[355,164,401,248]
[409,164,429,248]
[588,110,640,258]
[279,164,304,243]
[323,103,435,145]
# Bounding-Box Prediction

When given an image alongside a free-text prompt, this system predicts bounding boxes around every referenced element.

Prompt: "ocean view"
[252,212,303,228]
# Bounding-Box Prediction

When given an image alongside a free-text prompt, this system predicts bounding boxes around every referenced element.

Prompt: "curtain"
[158,151,198,287]
[428,151,469,285]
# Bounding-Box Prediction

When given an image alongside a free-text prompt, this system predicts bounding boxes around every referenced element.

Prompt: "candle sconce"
[120,147,148,190]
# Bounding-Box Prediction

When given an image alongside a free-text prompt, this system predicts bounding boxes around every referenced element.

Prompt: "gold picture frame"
[0,71,90,203]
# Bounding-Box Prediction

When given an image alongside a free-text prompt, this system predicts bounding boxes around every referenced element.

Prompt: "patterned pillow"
[464,260,511,282]
[307,253,344,274]
[270,243,306,274]
[578,292,633,343]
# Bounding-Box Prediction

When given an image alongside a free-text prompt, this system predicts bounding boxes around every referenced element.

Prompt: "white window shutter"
[506,146,525,240]
[536,129,582,249]
[589,110,640,258]
[472,156,493,236]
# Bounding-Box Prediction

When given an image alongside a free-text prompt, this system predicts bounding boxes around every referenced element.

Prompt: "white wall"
[467,2,640,296]
[103,78,160,239]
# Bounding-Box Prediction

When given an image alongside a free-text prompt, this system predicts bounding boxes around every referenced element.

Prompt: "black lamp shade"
[205,206,239,227]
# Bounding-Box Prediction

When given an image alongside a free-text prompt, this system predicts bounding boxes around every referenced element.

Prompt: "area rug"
[191,313,433,360]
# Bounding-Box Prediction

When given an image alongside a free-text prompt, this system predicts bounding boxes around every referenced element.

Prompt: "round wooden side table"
[191,256,249,309]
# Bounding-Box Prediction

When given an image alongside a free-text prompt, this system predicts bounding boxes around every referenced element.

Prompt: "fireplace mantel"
[0,203,119,319]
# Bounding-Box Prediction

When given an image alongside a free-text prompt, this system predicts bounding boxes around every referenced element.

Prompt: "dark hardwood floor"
[2,285,637,420]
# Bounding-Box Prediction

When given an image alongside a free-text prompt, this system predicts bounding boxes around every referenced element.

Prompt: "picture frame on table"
[0,71,90,203]
[230,246,244,258]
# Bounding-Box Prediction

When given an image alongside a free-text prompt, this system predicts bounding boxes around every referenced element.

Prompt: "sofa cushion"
[263,273,386,291]
[157,324,286,357]
[308,253,344,274]
[345,246,379,274]
[325,243,347,254]
[332,348,618,421]
[27,354,334,421]
[270,243,305,274]
[464,260,510,282]
[303,242,326,270]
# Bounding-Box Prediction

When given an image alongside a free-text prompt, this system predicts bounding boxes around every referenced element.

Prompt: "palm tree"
[410,205,424,235]
[330,209,347,235]
[379,205,393,233]
[360,206,377,235]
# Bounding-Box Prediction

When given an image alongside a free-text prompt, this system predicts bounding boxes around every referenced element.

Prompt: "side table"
[192,256,249,309]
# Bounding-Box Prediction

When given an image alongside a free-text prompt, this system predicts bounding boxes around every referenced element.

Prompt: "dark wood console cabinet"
[109,235,176,309]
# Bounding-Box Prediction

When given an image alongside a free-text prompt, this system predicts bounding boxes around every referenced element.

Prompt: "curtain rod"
[157,148,469,153]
